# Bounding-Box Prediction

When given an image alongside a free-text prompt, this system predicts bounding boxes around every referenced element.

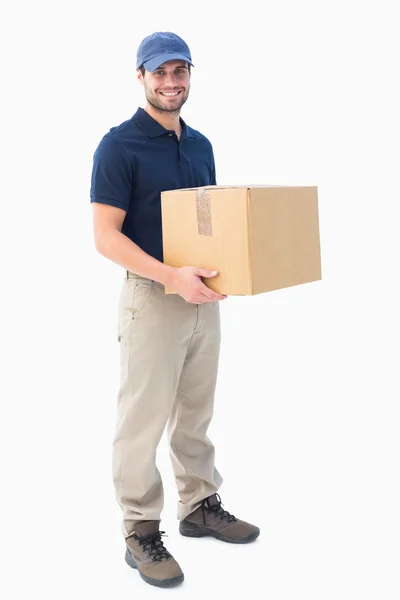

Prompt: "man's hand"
[170,267,227,303]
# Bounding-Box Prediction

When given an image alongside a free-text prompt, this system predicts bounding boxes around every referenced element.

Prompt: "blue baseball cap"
[136,31,194,72]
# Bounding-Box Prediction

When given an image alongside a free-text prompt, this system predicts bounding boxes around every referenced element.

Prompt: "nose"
[163,72,179,88]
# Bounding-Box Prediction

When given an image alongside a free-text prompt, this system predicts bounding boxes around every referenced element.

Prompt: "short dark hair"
[139,63,191,76]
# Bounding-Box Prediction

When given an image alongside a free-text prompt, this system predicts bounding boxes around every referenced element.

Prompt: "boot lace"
[131,531,171,562]
[201,493,237,525]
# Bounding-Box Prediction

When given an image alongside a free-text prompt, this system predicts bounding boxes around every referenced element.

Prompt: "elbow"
[93,219,122,256]
[94,231,107,255]
[94,227,119,256]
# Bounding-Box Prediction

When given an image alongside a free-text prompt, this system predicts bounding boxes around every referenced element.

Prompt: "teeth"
[161,92,179,96]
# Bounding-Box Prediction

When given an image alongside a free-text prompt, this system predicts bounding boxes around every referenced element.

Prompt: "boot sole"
[179,520,260,544]
[125,549,184,588]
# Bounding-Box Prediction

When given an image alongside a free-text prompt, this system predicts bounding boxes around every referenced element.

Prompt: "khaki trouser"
[112,271,223,537]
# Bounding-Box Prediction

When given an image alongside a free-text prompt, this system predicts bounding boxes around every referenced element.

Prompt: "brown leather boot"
[125,521,184,587]
[179,493,260,543]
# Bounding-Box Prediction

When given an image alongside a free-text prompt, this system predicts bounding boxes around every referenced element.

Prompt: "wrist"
[158,265,178,288]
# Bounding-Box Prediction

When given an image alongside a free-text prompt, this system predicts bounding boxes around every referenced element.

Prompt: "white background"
[1,0,399,598]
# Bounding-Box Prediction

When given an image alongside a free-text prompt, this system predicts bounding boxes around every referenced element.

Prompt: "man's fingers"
[187,290,225,304]
[194,268,218,278]
[199,283,227,301]
[186,294,207,304]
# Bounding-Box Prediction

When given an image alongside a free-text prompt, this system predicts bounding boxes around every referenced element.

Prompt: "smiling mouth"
[159,91,182,97]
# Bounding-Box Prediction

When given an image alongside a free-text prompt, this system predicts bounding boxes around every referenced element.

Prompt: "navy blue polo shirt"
[90,107,216,262]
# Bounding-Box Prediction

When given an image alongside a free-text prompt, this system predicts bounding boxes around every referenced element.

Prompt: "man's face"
[138,60,190,113]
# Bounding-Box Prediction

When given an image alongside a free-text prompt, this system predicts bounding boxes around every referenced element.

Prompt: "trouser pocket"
[117,278,153,342]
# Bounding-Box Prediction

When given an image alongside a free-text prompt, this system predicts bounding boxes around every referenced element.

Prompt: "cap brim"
[142,53,194,72]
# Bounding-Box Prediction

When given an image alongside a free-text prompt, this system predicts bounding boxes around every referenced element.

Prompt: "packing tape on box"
[196,189,212,236]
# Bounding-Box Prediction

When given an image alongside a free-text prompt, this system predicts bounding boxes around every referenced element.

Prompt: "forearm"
[96,229,177,287]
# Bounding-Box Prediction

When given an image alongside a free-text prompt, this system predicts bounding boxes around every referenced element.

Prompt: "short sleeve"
[90,135,133,211]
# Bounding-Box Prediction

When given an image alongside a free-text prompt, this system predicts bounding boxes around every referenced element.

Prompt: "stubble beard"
[145,87,189,115]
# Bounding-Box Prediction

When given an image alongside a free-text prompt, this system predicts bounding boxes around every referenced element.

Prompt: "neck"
[144,103,182,136]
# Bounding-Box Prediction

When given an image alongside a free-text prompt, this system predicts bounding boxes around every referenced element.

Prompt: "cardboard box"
[161,185,322,295]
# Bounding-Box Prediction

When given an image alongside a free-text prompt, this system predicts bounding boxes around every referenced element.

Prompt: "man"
[90,31,259,589]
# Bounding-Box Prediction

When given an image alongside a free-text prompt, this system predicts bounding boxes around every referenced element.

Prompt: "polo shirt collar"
[132,107,197,139]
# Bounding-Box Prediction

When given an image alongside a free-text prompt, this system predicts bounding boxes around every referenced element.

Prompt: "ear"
[137,69,144,87]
